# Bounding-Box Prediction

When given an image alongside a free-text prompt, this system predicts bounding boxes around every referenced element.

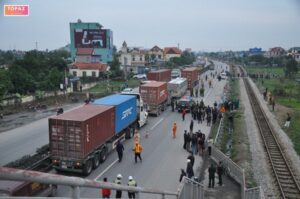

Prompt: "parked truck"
[147,69,171,82]
[140,81,168,116]
[168,77,188,99]
[49,94,147,175]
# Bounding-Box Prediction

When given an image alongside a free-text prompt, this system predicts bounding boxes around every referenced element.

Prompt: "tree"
[8,64,36,95]
[0,69,13,103]
[284,57,299,78]
[109,53,122,78]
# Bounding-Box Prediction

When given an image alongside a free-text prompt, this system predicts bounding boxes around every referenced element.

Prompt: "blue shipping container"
[93,94,137,134]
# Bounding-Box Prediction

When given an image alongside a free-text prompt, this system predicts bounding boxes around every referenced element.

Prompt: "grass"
[88,79,140,94]
[245,65,300,156]
[246,66,285,76]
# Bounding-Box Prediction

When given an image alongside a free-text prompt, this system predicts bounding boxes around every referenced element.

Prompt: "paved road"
[0,61,229,197]
[55,61,229,198]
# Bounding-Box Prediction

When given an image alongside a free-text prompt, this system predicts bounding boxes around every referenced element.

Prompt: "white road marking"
[94,159,118,180]
[150,118,164,130]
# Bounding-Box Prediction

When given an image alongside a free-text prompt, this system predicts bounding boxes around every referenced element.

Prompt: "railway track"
[241,67,300,198]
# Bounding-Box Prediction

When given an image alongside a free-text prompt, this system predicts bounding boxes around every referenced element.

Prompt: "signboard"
[74,29,106,48]
[4,5,29,16]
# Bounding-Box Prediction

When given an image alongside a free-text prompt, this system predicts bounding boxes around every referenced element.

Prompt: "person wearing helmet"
[114,174,123,198]
[186,159,194,178]
[127,176,137,198]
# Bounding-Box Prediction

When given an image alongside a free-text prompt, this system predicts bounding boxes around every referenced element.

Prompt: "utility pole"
[35,41,38,50]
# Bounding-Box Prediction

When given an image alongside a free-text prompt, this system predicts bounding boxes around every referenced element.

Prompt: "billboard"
[74,29,106,48]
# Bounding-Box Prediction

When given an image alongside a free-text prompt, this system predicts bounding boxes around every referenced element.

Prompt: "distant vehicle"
[140,80,154,85]
[140,81,168,116]
[171,69,181,79]
[168,78,187,99]
[121,88,133,93]
[220,72,228,80]
[177,96,194,112]
[133,74,147,79]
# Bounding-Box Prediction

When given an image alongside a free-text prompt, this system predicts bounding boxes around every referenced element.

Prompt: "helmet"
[128,176,133,180]
[117,174,122,179]
[187,159,191,163]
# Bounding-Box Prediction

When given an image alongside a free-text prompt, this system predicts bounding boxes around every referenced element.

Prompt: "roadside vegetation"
[210,73,257,188]
[245,66,300,155]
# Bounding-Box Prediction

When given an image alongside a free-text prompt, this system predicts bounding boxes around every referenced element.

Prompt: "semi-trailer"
[168,77,187,99]
[140,81,168,116]
[49,94,147,175]
[147,69,171,82]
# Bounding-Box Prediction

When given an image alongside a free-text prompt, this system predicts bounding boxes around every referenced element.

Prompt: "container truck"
[49,94,146,175]
[168,77,187,99]
[147,69,171,82]
[181,67,199,90]
[140,81,168,116]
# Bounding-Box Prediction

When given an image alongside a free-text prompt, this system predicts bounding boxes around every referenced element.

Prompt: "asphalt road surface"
[55,61,229,198]
[0,61,229,197]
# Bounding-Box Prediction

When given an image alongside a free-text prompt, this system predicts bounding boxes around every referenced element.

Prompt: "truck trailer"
[147,69,171,82]
[168,77,187,99]
[49,94,145,175]
[140,81,168,116]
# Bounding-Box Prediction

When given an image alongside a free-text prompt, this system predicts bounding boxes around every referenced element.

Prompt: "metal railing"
[177,177,204,199]
[210,121,265,199]
[0,167,178,199]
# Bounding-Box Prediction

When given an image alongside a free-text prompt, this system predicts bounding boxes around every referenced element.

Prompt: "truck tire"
[93,154,100,169]
[83,160,93,176]
[100,149,107,163]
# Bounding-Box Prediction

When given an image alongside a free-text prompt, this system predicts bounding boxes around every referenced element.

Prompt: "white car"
[133,74,147,79]
[220,72,228,80]
[121,88,134,94]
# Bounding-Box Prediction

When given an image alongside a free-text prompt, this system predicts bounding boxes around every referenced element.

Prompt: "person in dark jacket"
[179,169,186,182]
[190,120,194,133]
[114,174,123,198]
[186,159,194,178]
[217,161,224,186]
[183,130,188,149]
[116,141,124,162]
[208,163,216,188]
[186,132,191,152]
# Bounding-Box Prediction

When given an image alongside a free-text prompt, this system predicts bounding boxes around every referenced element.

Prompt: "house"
[69,62,108,77]
[119,41,147,74]
[164,47,181,61]
[288,47,300,63]
[147,45,164,63]
[265,47,286,58]
[69,48,108,77]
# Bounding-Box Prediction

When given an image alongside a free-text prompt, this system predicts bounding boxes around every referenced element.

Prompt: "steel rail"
[242,75,300,199]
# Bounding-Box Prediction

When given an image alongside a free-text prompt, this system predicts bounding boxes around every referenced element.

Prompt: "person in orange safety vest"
[172,122,177,138]
[133,143,143,163]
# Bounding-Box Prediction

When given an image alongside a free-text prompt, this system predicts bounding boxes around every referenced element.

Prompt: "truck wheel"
[100,149,107,163]
[83,160,93,176]
[93,154,100,169]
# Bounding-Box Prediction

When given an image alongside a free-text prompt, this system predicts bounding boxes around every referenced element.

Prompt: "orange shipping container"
[147,69,171,82]
[181,67,198,89]
[140,81,168,105]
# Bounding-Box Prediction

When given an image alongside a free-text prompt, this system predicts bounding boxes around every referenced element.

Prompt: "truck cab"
[120,92,148,128]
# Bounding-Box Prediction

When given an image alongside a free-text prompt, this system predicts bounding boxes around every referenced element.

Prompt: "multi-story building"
[288,47,300,62]
[119,41,147,74]
[69,20,113,63]
[69,48,108,78]
[147,45,164,62]
[164,47,181,61]
[265,47,286,58]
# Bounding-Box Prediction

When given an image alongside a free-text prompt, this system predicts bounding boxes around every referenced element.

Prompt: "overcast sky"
[1,0,300,52]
